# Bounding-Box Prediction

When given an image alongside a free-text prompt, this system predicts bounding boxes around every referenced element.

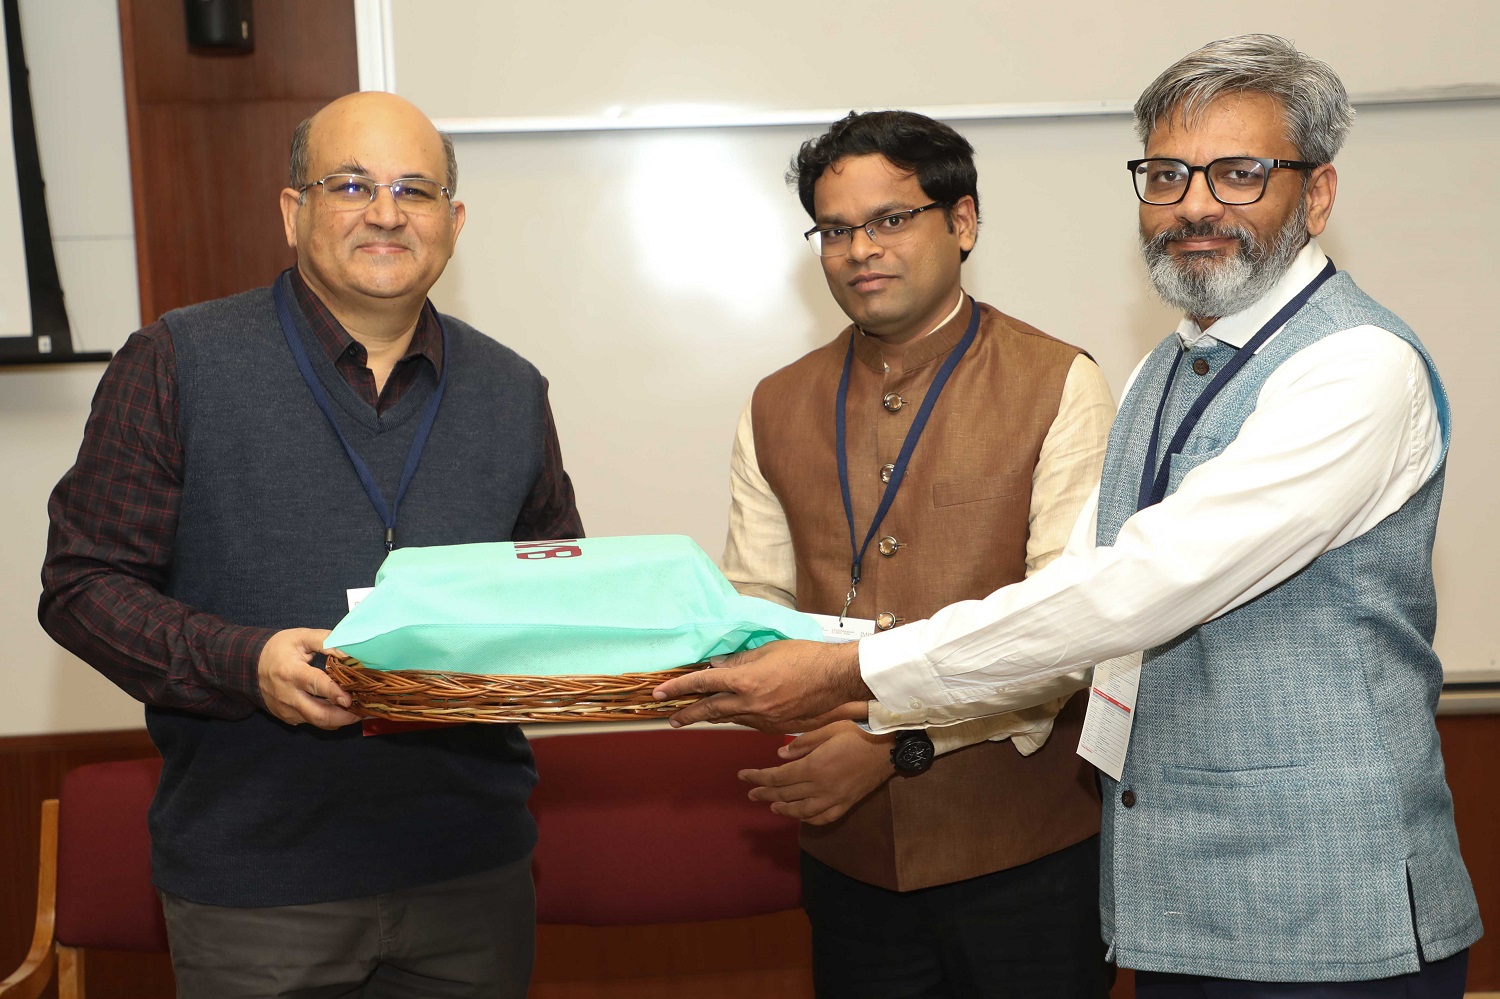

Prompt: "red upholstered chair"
[528,727,802,924]
[1,757,168,999]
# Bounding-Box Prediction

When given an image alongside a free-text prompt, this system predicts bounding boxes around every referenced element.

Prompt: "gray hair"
[288,116,459,197]
[1133,34,1355,165]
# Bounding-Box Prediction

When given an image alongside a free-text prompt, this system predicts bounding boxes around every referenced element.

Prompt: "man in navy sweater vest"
[41,92,581,997]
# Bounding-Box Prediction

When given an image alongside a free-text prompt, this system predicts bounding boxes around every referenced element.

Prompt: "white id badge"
[806,613,876,643]
[346,587,374,612]
[1077,652,1143,781]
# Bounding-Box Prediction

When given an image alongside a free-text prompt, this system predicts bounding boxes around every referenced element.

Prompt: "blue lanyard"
[836,297,981,615]
[272,276,448,550]
[1137,258,1336,511]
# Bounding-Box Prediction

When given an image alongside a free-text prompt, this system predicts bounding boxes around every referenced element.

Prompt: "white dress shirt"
[861,240,1444,728]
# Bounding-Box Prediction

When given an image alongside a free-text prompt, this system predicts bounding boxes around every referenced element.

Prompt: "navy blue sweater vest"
[151,276,547,906]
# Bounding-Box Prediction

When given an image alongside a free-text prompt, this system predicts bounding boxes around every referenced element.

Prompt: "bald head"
[279,90,467,337]
[290,92,457,195]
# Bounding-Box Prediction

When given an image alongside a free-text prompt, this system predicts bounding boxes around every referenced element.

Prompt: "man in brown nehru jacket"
[719,110,1115,998]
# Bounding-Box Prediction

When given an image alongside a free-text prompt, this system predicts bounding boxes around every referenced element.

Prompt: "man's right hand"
[654,639,870,732]
[739,720,896,825]
[257,628,360,729]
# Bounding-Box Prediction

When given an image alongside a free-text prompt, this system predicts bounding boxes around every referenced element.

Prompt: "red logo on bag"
[514,539,582,560]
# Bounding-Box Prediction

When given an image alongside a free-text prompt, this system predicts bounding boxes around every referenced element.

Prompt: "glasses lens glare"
[1207,158,1268,205]
[315,175,446,213]
[321,175,374,202]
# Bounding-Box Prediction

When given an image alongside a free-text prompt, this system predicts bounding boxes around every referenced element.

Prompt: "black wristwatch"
[890,729,935,776]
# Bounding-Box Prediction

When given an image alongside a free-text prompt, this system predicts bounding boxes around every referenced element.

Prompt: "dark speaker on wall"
[184,0,254,52]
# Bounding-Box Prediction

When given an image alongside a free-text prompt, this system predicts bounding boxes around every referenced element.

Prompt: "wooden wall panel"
[2,716,1496,995]
[1442,714,1500,988]
[131,99,328,312]
[126,0,358,102]
[532,911,813,997]
[117,0,359,323]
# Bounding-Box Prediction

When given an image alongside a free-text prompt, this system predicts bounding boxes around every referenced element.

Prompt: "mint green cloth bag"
[324,534,818,676]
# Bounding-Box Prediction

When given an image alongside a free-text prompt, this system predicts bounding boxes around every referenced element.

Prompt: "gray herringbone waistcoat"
[1094,270,1481,980]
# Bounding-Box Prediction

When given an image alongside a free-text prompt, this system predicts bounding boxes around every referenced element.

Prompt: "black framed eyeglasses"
[1126,157,1319,206]
[803,202,947,256]
[299,173,453,214]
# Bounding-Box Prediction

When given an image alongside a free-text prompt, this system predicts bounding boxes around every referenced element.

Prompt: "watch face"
[892,734,934,774]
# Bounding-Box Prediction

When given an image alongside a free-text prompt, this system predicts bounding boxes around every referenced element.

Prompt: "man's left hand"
[740,721,895,825]
[652,638,872,732]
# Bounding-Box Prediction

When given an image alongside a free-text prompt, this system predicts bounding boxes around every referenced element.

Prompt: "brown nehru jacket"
[750,298,1101,891]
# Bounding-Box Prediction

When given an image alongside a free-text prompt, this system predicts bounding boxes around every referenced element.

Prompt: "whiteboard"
[385,0,1500,123]
[365,2,1500,681]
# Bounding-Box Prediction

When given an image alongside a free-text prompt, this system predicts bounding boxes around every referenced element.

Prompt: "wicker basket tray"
[323,651,707,723]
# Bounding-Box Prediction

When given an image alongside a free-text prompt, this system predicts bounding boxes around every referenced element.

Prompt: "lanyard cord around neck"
[272,276,448,551]
[836,297,982,619]
[1137,258,1336,511]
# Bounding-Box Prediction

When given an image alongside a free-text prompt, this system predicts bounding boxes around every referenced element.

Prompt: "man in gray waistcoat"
[657,34,1482,997]
[41,92,580,997]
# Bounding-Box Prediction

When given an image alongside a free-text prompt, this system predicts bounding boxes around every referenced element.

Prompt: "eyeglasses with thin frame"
[1126,157,1318,206]
[804,201,947,256]
[299,173,453,214]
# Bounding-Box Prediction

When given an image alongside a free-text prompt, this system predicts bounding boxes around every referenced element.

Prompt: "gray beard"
[1140,200,1309,322]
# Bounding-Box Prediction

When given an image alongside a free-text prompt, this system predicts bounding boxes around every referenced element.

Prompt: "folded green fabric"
[324,534,819,676]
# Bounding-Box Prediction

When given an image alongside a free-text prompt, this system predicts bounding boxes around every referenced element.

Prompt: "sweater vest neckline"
[272,270,438,435]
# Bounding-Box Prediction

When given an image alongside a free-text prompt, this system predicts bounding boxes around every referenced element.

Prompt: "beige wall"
[0,0,141,736]
[4,2,1497,736]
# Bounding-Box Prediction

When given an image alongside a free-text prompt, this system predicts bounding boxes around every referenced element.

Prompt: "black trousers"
[800,835,1110,999]
[1135,948,1469,998]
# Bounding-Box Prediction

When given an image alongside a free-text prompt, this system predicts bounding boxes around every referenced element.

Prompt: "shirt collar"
[287,267,444,374]
[852,290,969,373]
[1175,239,1328,350]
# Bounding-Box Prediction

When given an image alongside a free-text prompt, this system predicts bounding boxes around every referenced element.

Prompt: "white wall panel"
[390,1,1500,121]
